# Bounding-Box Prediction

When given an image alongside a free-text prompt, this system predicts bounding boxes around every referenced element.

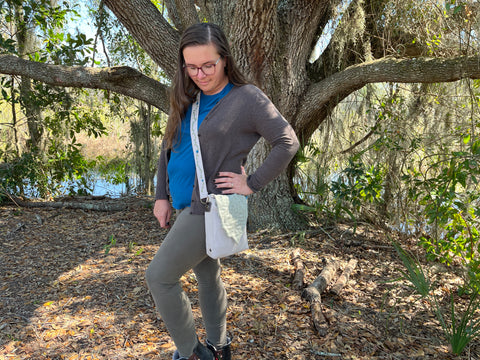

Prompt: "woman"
[146,23,299,360]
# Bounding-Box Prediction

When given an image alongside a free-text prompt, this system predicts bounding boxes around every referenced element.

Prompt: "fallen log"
[301,258,339,302]
[310,300,328,337]
[8,196,127,212]
[330,258,358,295]
[290,248,305,290]
[301,258,339,337]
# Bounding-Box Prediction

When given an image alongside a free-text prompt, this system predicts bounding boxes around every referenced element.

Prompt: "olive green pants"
[145,208,227,357]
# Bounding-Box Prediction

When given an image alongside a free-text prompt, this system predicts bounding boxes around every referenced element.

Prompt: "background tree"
[0,0,109,198]
[92,6,165,195]
[1,0,479,230]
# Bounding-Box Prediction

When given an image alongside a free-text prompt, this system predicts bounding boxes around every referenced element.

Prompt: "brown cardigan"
[155,84,299,215]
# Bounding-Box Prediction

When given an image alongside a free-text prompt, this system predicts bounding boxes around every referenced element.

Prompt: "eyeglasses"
[184,57,222,76]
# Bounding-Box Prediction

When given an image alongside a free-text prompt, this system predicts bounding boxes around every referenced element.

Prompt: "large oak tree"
[1,0,479,230]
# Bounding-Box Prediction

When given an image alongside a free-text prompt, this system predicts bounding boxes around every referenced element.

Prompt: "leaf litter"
[0,197,479,359]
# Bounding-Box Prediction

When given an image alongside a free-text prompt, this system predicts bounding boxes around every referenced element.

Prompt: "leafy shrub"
[0,143,96,200]
[405,136,480,292]
[393,240,480,355]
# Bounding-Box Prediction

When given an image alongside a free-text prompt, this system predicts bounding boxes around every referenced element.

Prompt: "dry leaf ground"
[1,197,479,359]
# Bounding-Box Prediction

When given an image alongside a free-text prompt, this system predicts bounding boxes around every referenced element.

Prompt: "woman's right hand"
[153,199,172,228]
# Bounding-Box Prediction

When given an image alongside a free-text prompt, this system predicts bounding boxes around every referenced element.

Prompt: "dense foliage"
[0,0,165,198]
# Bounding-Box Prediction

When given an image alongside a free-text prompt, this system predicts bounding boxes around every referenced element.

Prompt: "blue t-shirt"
[168,83,234,209]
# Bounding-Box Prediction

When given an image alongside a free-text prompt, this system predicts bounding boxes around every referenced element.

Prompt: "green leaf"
[291,204,317,213]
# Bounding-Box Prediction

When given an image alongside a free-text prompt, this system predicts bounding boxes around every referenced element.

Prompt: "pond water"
[57,172,152,198]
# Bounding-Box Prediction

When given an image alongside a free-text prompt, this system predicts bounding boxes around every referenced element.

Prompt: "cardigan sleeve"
[246,88,299,192]
[155,141,170,200]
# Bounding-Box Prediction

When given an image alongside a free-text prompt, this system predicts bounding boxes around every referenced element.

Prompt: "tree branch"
[164,0,183,31]
[290,248,305,290]
[340,118,380,154]
[275,1,332,118]
[0,55,170,113]
[296,55,480,137]
[103,0,180,79]
[174,0,199,31]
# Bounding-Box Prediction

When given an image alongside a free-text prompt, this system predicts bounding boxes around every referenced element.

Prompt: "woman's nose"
[197,70,207,79]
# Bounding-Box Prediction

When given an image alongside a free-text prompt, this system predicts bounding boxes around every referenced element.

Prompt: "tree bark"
[330,258,357,296]
[310,301,328,337]
[290,248,305,290]
[103,0,179,79]
[300,258,339,337]
[0,55,170,113]
[14,3,43,151]
[8,196,128,212]
[173,0,199,31]
[247,161,306,231]
[302,258,339,301]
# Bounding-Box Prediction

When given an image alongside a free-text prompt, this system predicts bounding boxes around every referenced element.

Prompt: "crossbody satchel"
[190,93,249,259]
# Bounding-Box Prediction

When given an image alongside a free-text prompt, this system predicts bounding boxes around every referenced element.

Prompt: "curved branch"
[275,1,332,119]
[0,54,170,113]
[103,0,180,79]
[296,55,480,136]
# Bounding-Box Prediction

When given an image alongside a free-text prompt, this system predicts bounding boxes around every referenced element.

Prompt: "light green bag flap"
[213,194,248,244]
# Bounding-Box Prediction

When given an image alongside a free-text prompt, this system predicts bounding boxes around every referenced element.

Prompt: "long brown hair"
[163,23,248,149]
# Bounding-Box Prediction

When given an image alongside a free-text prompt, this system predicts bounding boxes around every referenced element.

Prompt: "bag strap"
[190,92,209,200]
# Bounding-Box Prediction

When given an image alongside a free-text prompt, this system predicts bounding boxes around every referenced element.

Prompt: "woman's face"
[183,43,229,95]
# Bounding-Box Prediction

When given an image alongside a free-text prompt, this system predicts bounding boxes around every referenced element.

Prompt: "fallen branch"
[6,222,25,237]
[344,239,393,251]
[290,248,305,290]
[312,351,342,357]
[310,301,328,337]
[7,196,127,212]
[330,258,358,296]
[301,258,339,302]
[301,258,340,337]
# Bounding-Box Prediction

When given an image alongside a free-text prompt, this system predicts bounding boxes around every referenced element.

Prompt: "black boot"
[206,337,232,360]
[173,340,214,360]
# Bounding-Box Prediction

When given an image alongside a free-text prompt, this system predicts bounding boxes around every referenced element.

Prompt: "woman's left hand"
[215,166,253,196]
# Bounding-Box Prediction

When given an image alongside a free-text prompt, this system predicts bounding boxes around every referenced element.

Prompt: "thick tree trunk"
[248,172,305,231]
[227,1,329,231]
[246,139,306,231]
